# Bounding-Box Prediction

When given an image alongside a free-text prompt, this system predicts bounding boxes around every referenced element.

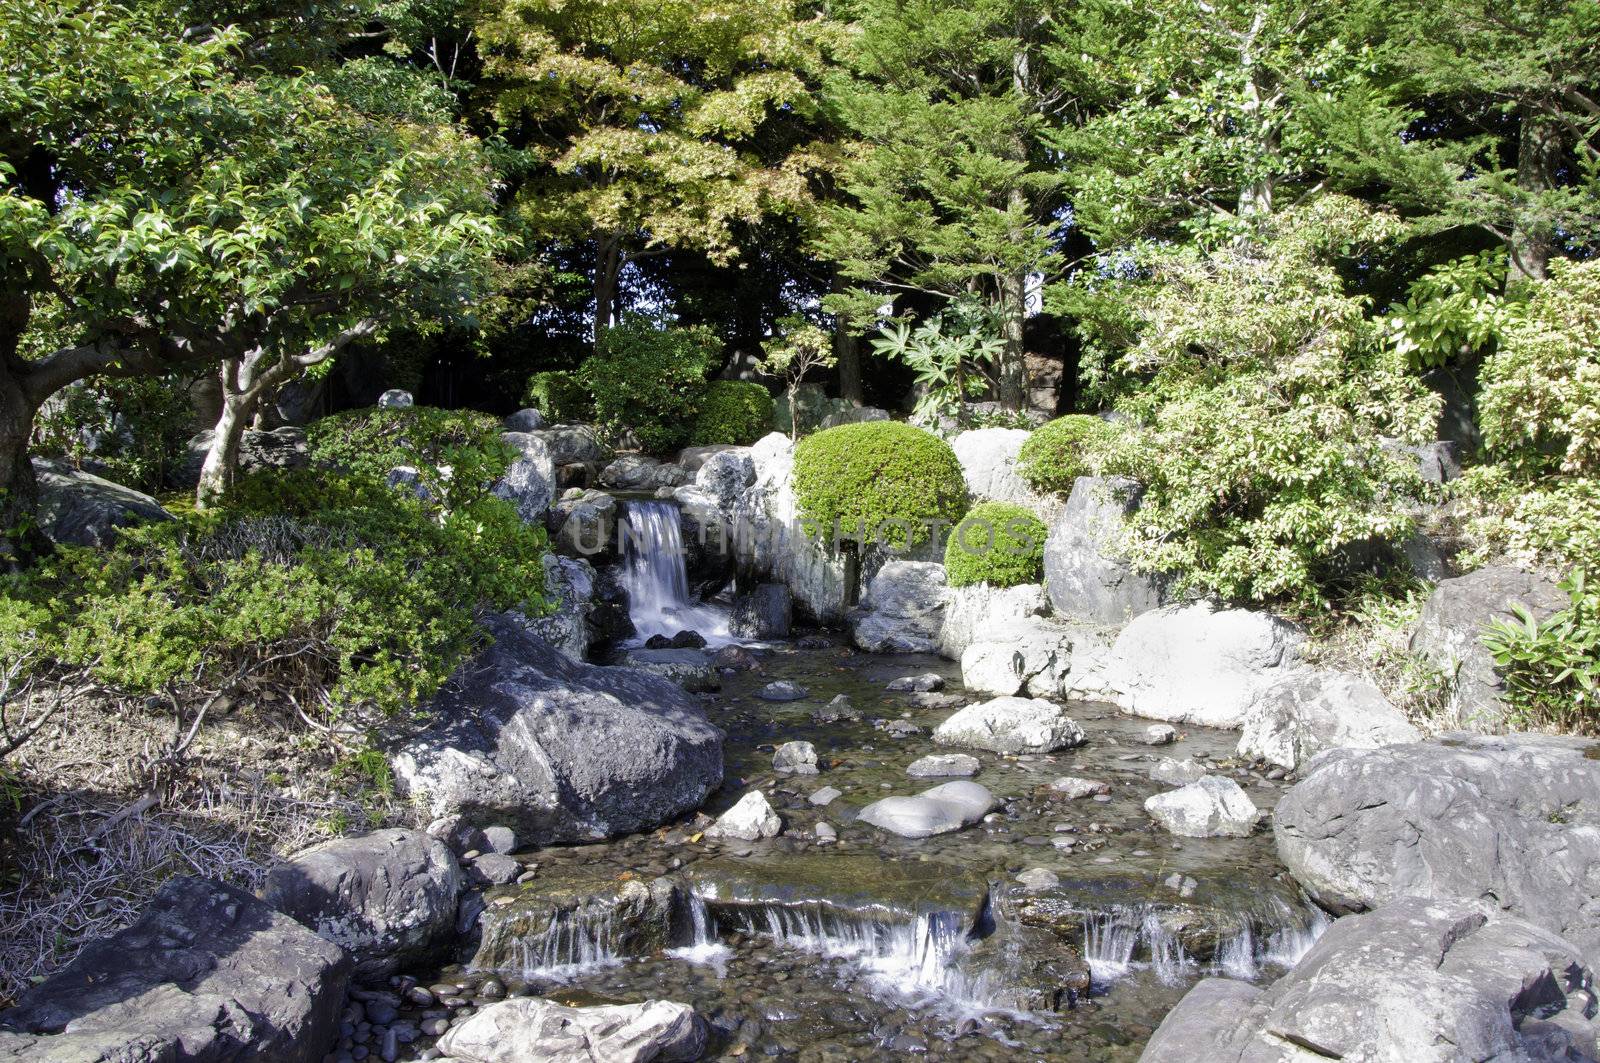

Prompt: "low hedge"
[944,501,1047,588]
[793,421,968,550]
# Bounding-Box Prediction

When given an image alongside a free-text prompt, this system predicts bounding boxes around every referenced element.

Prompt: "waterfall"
[1081,907,1195,987]
[666,892,733,975]
[619,499,731,645]
[512,909,624,981]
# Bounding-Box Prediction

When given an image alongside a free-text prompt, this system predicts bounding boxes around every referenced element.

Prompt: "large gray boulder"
[516,554,597,662]
[600,454,690,491]
[950,428,1034,505]
[551,489,618,558]
[1274,732,1600,963]
[392,614,724,844]
[437,998,705,1063]
[260,828,460,979]
[493,431,556,523]
[693,448,756,509]
[1237,670,1420,770]
[527,425,608,467]
[676,444,740,473]
[0,877,348,1062]
[1140,898,1598,1063]
[1410,566,1567,729]
[32,458,174,547]
[938,581,1048,659]
[1043,476,1165,625]
[1106,602,1303,728]
[933,695,1086,754]
[504,407,546,432]
[857,781,998,839]
[850,561,949,653]
[169,426,309,490]
[959,617,1074,697]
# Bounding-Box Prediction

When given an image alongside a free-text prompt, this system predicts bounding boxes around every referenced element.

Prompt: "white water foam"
[665,892,734,976]
[620,500,733,645]
[513,908,625,981]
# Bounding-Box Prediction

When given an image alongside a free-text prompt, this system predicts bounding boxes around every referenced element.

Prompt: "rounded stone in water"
[857,780,998,839]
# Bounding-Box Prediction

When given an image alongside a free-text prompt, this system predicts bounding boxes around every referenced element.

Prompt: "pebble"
[809,786,842,807]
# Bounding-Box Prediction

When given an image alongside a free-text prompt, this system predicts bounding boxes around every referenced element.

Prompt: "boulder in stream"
[1140,897,1598,1063]
[1237,669,1419,770]
[849,561,949,653]
[705,791,782,841]
[933,695,1087,754]
[757,679,808,701]
[857,780,998,839]
[437,997,706,1063]
[772,740,819,774]
[392,613,724,845]
[470,868,681,973]
[1145,775,1262,838]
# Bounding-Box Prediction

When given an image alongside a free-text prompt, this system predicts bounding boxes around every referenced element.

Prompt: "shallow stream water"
[384,635,1327,1062]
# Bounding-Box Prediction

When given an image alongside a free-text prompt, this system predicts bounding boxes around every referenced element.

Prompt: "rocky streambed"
[362,639,1329,1062]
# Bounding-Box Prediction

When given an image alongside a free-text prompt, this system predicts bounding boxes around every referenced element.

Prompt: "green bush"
[306,406,511,507]
[1482,569,1599,734]
[31,375,196,494]
[0,468,547,721]
[793,421,968,550]
[944,501,1046,588]
[523,370,594,424]
[579,320,718,452]
[690,380,774,446]
[1017,415,1115,494]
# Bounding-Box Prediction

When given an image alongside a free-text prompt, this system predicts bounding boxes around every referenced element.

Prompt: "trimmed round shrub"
[690,380,774,446]
[1017,414,1114,494]
[944,501,1046,588]
[793,421,968,549]
[523,370,593,424]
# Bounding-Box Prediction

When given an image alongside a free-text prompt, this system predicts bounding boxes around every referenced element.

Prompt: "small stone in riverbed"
[857,780,998,838]
[1141,724,1177,745]
[815,822,837,844]
[933,696,1087,754]
[906,753,980,778]
[1145,775,1262,838]
[1048,776,1110,799]
[1149,756,1208,786]
[758,680,808,702]
[470,853,521,886]
[481,825,516,855]
[809,786,842,807]
[908,691,965,710]
[875,718,923,738]
[706,791,783,841]
[773,741,819,775]
[1017,867,1060,891]
[886,673,944,693]
[419,1018,450,1036]
[812,695,858,723]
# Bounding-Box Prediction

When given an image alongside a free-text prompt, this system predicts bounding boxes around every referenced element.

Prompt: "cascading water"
[512,909,624,981]
[665,892,733,976]
[620,499,732,645]
[1082,900,1332,988]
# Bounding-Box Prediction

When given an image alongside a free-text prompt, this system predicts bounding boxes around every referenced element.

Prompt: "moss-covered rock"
[944,501,1046,588]
[792,421,968,550]
[1016,415,1115,495]
[690,380,774,446]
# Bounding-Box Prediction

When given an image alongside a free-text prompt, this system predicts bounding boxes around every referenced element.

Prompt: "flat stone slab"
[857,780,998,839]
[906,753,981,778]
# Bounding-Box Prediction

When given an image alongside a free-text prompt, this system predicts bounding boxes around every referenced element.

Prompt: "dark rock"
[503,408,546,433]
[731,584,793,640]
[710,646,760,672]
[32,458,175,548]
[0,877,348,1061]
[392,614,724,844]
[261,828,461,980]
[669,629,706,649]
[757,680,808,702]
[169,427,309,490]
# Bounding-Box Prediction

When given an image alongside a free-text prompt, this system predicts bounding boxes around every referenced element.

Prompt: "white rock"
[1238,670,1420,770]
[437,997,705,1063]
[937,582,1048,659]
[808,786,842,807]
[1149,757,1209,786]
[1142,724,1177,746]
[1144,776,1262,838]
[906,753,981,778]
[773,741,819,775]
[850,561,949,653]
[1049,776,1110,800]
[951,428,1035,505]
[705,791,782,842]
[1106,602,1304,728]
[857,781,998,839]
[933,696,1087,754]
[1017,867,1060,891]
[959,618,1075,697]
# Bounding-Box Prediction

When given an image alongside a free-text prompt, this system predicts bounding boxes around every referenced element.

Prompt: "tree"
[817,0,1070,410]
[760,321,836,438]
[1309,0,1600,286]
[477,0,825,348]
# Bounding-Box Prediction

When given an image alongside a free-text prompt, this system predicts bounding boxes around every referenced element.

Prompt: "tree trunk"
[834,325,862,404]
[594,233,622,352]
[196,379,248,510]
[998,253,1028,411]
[0,363,49,571]
[1509,105,1559,286]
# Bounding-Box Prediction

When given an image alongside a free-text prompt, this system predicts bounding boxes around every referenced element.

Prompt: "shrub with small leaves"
[1017,415,1116,495]
[690,380,774,446]
[792,421,968,549]
[944,501,1046,588]
[523,370,594,424]
[580,320,718,452]
[306,406,511,507]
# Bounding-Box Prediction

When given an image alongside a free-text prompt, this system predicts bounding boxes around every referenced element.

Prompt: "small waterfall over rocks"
[1081,900,1331,989]
[620,499,732,645]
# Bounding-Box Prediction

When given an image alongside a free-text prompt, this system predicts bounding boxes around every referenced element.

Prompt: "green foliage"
[1017,415,1117,495]
[759,321,836,439]
[1483,570,1600,734]
[523,370,594,425]
[1456,469,1600,577]
[31,376,196,493]
[1382,250,1513,370]
[869,301,1005,427]
[579,320,718,452]
[1072,199,1440,610]
[0,468,547,719]
[944,501,1045,588]
[792,421,968,549]
[307,406,511,507]
[690,381,774,446]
